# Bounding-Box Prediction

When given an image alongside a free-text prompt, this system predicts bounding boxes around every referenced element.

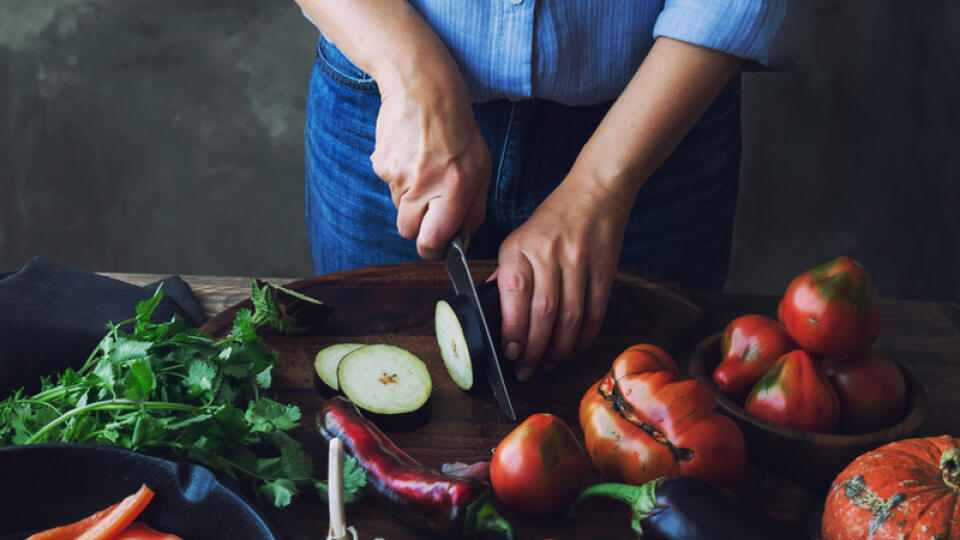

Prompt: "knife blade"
[445,235,517,421]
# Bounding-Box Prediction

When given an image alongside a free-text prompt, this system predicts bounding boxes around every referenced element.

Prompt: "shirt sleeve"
[653,0,804,70]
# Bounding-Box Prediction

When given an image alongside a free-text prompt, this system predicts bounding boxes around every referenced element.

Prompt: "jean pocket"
[316,35,378,93]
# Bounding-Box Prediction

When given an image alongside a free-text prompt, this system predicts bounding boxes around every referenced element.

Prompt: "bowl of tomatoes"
[689,257,927,492]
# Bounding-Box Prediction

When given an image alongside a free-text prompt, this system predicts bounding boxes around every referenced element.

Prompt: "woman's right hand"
[371,69,491,260]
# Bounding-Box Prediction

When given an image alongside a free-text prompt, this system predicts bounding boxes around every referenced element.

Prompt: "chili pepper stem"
[567,478,666,538]
[465,491,514,540]
[942,448,960,492]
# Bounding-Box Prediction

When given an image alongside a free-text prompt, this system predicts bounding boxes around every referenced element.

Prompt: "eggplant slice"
[314,343,365,393]
[435,281,502,392]
[337,344,432,417]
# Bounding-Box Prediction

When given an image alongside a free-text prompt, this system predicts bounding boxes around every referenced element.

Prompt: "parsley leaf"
[0,284,364,508]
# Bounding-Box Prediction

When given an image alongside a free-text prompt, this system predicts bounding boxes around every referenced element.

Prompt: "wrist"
[369,39,466,100]
[563,157,642,219]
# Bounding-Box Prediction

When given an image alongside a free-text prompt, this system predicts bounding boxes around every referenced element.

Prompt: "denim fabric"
[305,37,741,292]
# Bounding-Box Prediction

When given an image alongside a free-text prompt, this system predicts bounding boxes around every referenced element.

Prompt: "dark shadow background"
[1,1,958,300]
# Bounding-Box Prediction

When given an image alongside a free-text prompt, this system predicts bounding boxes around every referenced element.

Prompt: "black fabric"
[0,257,206,397]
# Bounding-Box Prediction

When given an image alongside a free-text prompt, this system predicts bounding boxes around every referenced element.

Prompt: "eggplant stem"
[568,478,666,538]
[465,492,514,540]
[942,448,960,492]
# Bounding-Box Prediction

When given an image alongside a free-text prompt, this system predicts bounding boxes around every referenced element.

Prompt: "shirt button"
[509,0,523,4]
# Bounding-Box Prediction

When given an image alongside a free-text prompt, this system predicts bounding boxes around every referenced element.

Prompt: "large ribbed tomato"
[744,349,840,433]
[781,256,881,360]
[823,435,960,540]
[712,314,796,403]
[580,345,746,488]
[823,347,907,434]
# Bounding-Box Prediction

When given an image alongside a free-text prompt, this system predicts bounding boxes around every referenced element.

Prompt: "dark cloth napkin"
[0,257,206,397]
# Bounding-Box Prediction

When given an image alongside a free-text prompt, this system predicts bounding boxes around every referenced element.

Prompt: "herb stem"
[25,399,207,444]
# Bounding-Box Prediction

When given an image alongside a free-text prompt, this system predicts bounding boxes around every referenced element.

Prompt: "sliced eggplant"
[337,344,432,430]
[314,343,365,396]
[435,281,501,391]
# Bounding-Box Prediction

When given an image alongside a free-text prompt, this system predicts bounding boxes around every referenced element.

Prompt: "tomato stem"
[942,448,960,492]
[568,478,664,537]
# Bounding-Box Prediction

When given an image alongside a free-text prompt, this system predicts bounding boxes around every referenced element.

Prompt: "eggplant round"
[571,476,807,540]
[337,344,432,415]
[435,280,501,391]
[314,343,365,394]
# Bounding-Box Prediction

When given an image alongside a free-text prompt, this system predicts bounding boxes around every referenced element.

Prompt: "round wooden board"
[199,261,814,539]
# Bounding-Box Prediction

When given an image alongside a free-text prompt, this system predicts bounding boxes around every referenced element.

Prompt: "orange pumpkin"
[822,435,960,540]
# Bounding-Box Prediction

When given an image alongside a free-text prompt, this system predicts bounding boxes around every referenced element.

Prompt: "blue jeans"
[305,36,741,292]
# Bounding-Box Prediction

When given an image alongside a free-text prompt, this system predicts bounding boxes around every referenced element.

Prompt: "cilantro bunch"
[0,288,364,507]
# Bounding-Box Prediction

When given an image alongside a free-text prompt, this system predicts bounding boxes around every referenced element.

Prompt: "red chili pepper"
[316,397,513,539]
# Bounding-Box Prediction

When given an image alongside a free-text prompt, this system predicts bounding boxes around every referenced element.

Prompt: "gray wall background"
[2,1,958,300]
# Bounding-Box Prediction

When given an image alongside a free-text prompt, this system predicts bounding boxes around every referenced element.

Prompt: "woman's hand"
[372,74,491,259]
[496,169,633,380]
[297,0,491,259]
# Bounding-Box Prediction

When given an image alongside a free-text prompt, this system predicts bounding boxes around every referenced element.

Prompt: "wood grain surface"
[106,263,960,539]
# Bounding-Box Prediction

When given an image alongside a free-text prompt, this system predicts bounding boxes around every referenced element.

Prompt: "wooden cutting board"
[200,261,813,539]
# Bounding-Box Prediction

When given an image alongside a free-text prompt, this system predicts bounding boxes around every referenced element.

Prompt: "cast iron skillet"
[0,443,277,539]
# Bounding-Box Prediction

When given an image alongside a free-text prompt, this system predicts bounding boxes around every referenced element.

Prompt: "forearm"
[569,37,744,208]
[295,0,463,93]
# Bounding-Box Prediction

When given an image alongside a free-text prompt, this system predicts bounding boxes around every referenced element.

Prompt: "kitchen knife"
[444,235,517,421]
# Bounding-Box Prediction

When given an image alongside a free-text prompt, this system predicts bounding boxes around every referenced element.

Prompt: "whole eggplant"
[570,475,808,540]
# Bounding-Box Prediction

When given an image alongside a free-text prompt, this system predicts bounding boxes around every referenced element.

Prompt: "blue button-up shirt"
[307,0,801,105]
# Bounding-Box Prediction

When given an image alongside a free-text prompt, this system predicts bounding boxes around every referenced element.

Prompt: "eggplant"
[317,397,513,539]
[314,343,365,396]
[435,280,501,391]
[314,344,433,431]
[569,476,807,540]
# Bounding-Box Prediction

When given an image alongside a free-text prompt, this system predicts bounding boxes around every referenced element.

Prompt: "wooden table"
[106,263,960,539]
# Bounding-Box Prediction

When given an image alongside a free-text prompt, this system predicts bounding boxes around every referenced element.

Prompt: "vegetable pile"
[0,286,364,508]
[712,256,908,434]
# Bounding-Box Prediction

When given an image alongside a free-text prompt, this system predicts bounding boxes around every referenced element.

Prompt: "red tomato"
[610,343,679,380]
[490,413,586,516]
[745,350,840,433]
[780,256,881,360]
[823,348,907,434]
[712,315,796,403]
[113,522,183,540]
[580,346,746,488]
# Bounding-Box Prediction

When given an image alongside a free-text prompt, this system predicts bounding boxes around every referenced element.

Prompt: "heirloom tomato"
[823,435,960,540]
[712,314,796,403]
[781,256,881,360]
[745,349,840,433]
[580,345,746,488]
[490,413,586,516]
[823,347,906,434]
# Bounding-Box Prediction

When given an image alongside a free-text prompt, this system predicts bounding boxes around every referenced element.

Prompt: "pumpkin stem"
[568,478,665,537]
[942,448,960,492]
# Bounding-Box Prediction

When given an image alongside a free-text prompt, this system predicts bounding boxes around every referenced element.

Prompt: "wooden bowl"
[690,332,927,494]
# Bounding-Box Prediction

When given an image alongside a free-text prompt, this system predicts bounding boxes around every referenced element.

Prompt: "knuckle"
[559,306,582,329]
[532,295,557,318]
[501,272,529,294]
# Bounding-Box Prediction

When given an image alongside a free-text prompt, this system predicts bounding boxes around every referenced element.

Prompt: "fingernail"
[542,364,557,374]
[504,342,520,360]
[516,366,534,382]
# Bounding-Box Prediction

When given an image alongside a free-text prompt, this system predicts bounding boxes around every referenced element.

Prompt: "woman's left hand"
[494,169,634,381]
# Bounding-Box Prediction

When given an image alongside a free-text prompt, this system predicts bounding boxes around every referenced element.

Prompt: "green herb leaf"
[260,478,297,508]
[123,358,156,401]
